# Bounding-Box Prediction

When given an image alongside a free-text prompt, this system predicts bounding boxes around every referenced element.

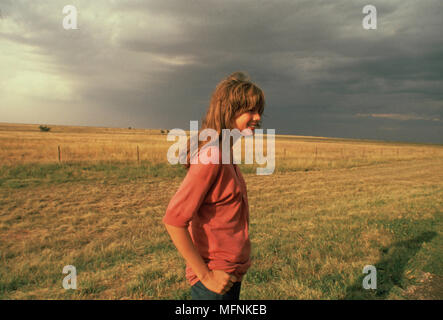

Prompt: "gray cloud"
[0,0,442,143]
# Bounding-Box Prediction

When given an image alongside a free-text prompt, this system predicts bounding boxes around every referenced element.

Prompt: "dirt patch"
[403,272,443,300]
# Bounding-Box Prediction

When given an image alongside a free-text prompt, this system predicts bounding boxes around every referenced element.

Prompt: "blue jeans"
[191,280,242,300]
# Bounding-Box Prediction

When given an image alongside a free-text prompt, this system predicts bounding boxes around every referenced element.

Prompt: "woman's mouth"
[247,123,258,130]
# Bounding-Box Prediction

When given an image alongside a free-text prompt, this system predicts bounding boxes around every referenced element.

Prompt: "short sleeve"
[162,147,221,228]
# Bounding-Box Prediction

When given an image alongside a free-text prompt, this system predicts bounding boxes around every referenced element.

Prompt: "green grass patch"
[0,161,187,188]
[126,268,165,297]
[344,215,441,299]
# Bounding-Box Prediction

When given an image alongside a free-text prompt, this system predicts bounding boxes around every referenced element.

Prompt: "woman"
[163,71,265,300]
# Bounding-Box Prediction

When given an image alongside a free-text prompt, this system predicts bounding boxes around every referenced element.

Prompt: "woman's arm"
[164,223,237,294]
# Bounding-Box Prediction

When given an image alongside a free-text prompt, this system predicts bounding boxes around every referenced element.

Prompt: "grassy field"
[0,122,442,299]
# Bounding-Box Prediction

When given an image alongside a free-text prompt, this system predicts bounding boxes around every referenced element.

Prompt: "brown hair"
[183,71,266,168]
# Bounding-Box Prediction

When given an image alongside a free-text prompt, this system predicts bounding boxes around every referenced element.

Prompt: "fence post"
[58,145,61,163]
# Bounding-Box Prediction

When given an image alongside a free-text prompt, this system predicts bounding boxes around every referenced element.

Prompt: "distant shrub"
[39,125,51,132]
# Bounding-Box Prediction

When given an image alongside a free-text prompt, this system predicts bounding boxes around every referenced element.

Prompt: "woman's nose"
[253,113,261,122]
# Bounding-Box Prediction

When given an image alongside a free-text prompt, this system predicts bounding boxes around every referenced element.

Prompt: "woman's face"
[233,109,261,134]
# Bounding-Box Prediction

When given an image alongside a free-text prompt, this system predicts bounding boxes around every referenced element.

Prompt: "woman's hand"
[201,270,238,295]
[163,224,238,295]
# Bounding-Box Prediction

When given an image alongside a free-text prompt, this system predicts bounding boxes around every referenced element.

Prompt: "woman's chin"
[244,127,254,136]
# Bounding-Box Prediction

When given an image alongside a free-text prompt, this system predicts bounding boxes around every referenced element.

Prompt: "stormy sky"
[0,0,442,143]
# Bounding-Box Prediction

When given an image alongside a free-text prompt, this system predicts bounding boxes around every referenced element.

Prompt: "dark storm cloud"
[1,0,442,142]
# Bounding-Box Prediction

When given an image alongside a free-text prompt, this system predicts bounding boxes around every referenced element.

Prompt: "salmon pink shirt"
[162,146,251,286]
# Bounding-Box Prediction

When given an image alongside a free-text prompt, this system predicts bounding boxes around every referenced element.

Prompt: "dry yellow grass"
[0,122,169,165]
[1,122,442,299]
[1,122,441,169]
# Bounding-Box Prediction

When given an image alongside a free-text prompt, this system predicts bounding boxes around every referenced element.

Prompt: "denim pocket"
[190,280,241,300]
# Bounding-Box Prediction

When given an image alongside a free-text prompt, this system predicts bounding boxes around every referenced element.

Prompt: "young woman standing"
[163,71,265,300]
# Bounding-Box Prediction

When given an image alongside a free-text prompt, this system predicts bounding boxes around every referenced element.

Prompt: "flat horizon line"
[0,121,442,147]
